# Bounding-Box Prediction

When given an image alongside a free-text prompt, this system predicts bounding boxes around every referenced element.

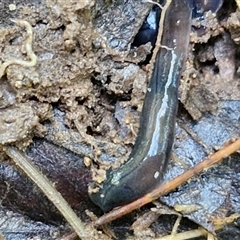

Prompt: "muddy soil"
[0,0,240,239]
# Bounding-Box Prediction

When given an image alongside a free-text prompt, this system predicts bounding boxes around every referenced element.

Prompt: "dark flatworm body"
[89,0,224,212]
[89,0,193,212]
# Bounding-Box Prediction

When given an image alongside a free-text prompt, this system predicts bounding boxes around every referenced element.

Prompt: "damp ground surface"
[0,0,240,239]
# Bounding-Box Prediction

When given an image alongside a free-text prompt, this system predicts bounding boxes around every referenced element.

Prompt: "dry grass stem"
[5,146,88,240]
[94,138,240,226]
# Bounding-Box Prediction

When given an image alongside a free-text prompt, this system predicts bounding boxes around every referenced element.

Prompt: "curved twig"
[0,19,37,79]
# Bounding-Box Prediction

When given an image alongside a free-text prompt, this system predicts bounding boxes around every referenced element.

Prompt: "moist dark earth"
[0,0,240,239]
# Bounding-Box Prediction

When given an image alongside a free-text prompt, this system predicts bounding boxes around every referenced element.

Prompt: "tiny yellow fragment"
[174,203,202,214]
[236,0,240,10]
[83,156,92,167]
[9,4,16,11]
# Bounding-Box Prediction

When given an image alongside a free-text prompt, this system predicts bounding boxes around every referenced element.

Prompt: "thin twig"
[147,0,172,78]
[94,138,240,226]
[155,226,220,240]
[171,215,182,237]
[0,19,37,79]
[5,146,88,240]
